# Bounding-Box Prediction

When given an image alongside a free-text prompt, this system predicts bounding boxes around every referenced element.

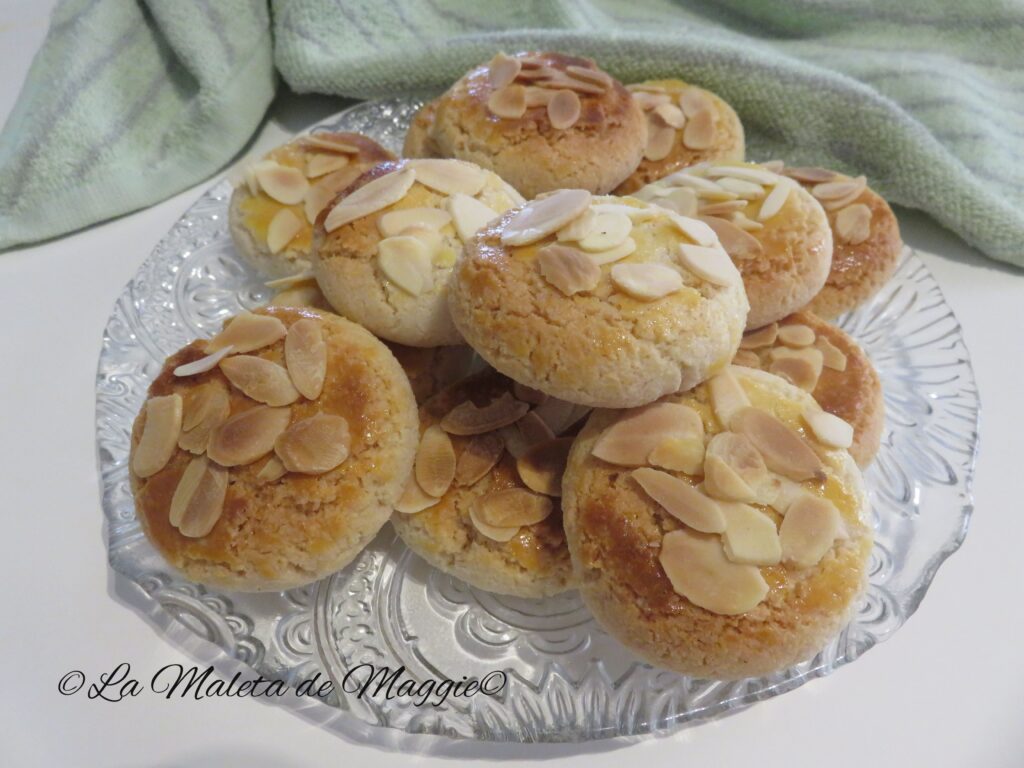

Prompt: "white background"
[2,2,1022,765]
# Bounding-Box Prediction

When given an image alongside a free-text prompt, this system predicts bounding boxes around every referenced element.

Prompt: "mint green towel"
[1,1,1022,269]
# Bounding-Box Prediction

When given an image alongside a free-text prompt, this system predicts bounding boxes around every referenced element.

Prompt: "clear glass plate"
[96,97,979,743]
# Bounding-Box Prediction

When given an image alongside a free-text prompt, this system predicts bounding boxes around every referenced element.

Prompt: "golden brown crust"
[129,307,419,592]
[403,99,441,158]
[426,52,646,197]
[390,370,575,598]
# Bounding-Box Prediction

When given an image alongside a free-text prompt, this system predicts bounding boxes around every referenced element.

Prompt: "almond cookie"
[615,79,745,195]
[229,133,395,278]
[391,369,591,598]
[312,158,524,347]
[407,52,646,197]
[562,366,873,679]
[448,191,749,408]
[776,163,904,319]
[128,306,418,592]
[733,311,883,467]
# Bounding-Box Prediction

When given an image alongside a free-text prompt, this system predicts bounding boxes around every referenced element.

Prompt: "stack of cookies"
[130,51,904,680]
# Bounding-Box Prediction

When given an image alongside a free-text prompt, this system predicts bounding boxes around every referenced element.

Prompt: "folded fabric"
[1,0,1021,270]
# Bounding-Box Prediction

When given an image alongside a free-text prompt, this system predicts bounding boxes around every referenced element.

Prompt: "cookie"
[229,133,395,278]
[312,158,524,347]
[635,161,833,330]
[129,306,418,592]
[410,51,646,197]
[615,79,745,195]
[562,366,873,679]
[734,311,883,467]
[776,164,904,319]
[385,342,477,404]
[448,190,749,408]
[391,370,589,598]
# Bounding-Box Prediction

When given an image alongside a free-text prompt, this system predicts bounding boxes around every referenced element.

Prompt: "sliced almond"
[740,323,778,349]
[697,199,748,216]
[657,187,699,217]
[207,312,287,354]
[256,455,287,484]
[377,235,433,296]
[577,211,632,252]
[779,494,841,568]
[395,475,441,514]
[517,437,572,497]
[264,268,314,290]
[633,467,725,533]
[324,168,416,232]
[708,368,751,428]
[266,208,303,254]
[400,225,443,260]
[697,215,762,260]
[475,487,553,528]
[535,244,601,296]
[732,407,824,482]
[300,135,360,154]
[658,172,735,199]
[220,355,300,406]
[517,410,556,447]
[535,72,605,95]
[648,434,705,476]
[644,121,677,161]
[556,206,596,242]
[447,193,499,242]
[664,211,718,246]
[378,207,452,238]
[454,433,505,487]
[515,63,556,81]
[132,394,183,478]
[652,102,686,129]
[835,203,872,245]
[822,186,867,211]
[513,382,548,405]
[681,109,714,150]
[524,86,555,108]
[812,176,866,202]
[274,413,351,474]
[659,529,768,615]
[586,237,636,266]
[678,88,712,117]
[533,397,590,436]
[777,324,816,347]
[547,89,581,129]
[468,504,521,542]
[207,405,291,467]
[489,52,521,89]
[610,263,683,301]
[408,159,487,196]
[719,501,782,566]
[705,165,780,185]
[255,162,309,205]
[633,91,672,110]
[414,425,456,497]
[730,212,764,231]
[174,344,236,377]
[677,243,741,286]
[732,349,762,368]
[284,318,327,400]
[768,346,824,392]
[782,166,836,184]
[703,432,768,503]
[304,166,363,224]
[715,177,764,199]
[816,336,848,371]
[501,189,592,246]
[757,179,794,221]
[593,401,704,467]
[804,409,854,449]
[767,476,808,515]
[440,392,530,435]
[179,380,231,454]
[305,153,350,179]
[169,456,228,538]
[488,84,528,119]
[565,65,612,88]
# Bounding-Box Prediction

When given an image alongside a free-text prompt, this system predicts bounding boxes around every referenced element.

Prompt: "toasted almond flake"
[644,120,677,161]
[284,318,327,400]
[812,175,866,202]
[757,179,794,221]
[705,166,780,185]
[243,164,260,195]
[536,244,601,295]
[266,208,303,254]
[501,189,592,246]
[766,476,807,514]
[632,467,725,533]
[179,380,231,454]
[566,64,613,87]
[659,529,768,615]
[657,187,699,217]
[648,433,705,475]
[697,215,763,260]
[593,402,704,467]
[804,409,854,449]
[378,207,452,238]
[517,437,572,497]
[708,368,751,427]
[577,211,632,252]
[408,159,487,196]
[535,72,605,95]
[475,487,553,528]
[678,88,712,117]
[835,203,872,245]
[822,187,867,211]
[399,225,443,260]
[665,211,719,246]
[524,86,555,108]
[174,345,236,377]
[274,413,351,474]
[513,382,548,405]
[703,432,768,503]
[732,407,824,481]
[533,397,590,436]
[782,166,836,184]
[133,394,183,478]
[377,235,433,296]
[256,455,287,484]
[207,312,287,354]
[169,456,228,538]
[412,424,455,497]
[301,135,360,154]
[777,324,816,347]
[634,91,673,110]
[305,153,350,179]
[610,263,683,301]
[447,193,499,242]
[768,346,824,391]
[304,166,363,224]
[677,243,740,286]
[697,199,748,216]
[264,267,314,289]
[441,392,530,435]
[591,203,660,221]
[208,405,291,467]
[555,206,595,242]
[681,109,715,150]
[816,336,848,371]
[468,504,521,541]
[488,84,528,118]
[586,237,637,266]
[658,172,735,198]
[515,63,556,81]
[719,501,782,566]
[731,211,765,231]
[497,424,529,459]
[779,494,841,568]
[454,433,505,487]
[740,323,778,349]
[650,103,685,130]
[489,52,521,89]
[324,168,416,232]
[715,177,764,200]
[220,355,300,406]
[255,162,309,205]
[394,475,441,514]
[732,349,761,368]
[517,410,555,447]
[547,89,581,129]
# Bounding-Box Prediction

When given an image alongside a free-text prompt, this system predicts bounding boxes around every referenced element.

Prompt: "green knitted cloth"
[1,0,1021,268]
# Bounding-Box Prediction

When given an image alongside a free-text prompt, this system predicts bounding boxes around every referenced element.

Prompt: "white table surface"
[2,3,1023,765]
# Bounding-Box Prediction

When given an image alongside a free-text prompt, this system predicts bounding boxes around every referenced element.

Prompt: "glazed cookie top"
[565,365,871,617]
[448,190,749,407]
[232,132,395,264]
[615,79,745,194]
[312,158,524,346]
